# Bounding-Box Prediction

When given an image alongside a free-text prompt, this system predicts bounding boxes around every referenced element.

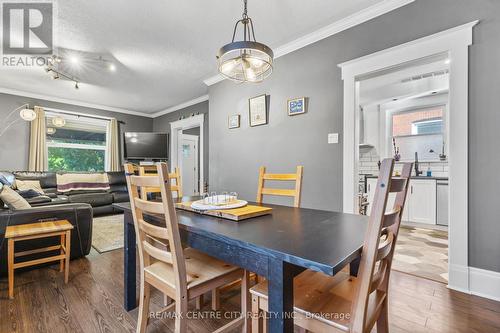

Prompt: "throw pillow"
[0,186,31,210]
[15,179,45,194]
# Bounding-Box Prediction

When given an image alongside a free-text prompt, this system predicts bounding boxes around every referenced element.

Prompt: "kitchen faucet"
[414,152,423,176]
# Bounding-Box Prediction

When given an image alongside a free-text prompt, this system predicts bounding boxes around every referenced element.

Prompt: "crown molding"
[0,86,154,118]
[203,0,415,86]
[151,94,209,118]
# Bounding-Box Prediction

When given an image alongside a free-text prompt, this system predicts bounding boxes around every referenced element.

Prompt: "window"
[46,113,108,172]
[391,106,445,161]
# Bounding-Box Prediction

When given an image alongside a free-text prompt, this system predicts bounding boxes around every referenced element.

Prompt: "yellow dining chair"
[250,159,413,333]
[256,166,303,207]
[139,165,182,199]
[125,163,250,333]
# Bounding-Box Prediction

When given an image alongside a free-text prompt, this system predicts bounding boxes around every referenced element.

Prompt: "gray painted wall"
[153,101,209,186]
[0,92,153,170]
[209,0,500,272]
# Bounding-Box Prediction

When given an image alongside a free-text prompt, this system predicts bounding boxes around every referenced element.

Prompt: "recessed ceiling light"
[108,63,116,72]
[444,59,451,65]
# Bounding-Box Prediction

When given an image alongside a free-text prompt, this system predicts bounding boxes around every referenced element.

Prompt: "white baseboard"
[448,263,469,292]
[469,267,500,302]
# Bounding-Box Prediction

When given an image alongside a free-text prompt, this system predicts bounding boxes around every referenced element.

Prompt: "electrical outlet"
[328,133,339,144]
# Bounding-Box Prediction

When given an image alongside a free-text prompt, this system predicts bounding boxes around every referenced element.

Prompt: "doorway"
[357,55,450,283]
[169,114,205,196]
[181,132,200,196]
[339,21,477,292]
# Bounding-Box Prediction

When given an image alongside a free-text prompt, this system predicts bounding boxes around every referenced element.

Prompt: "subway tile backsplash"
[359,150,448,178]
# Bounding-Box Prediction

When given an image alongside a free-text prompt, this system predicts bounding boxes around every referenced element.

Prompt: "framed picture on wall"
[228,114,240,129]
[287,97,307,116]
[249,94,268,127]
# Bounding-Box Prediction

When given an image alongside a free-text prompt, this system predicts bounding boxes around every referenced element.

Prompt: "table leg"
[267,258,301,333]
[124,210,137,311]
[350,257,361,277]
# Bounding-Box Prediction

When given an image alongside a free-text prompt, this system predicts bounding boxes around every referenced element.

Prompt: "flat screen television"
[124,132,169,160]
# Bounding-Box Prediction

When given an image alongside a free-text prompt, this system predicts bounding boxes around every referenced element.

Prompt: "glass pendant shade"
[19,108,37,121]
[217,0,273,83]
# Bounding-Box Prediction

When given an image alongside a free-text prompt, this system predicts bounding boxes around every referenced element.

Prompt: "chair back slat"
[351,159,413,333]
[142,240,174,264]
[125,163,188,300]
[389,178,406,193]
[256,166,303,207]
[134,197,165,215]
[138,219,169,240]
[129,175,161,188]
[382,208,401,228]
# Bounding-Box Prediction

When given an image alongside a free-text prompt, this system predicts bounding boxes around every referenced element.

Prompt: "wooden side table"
[5,219,74,299]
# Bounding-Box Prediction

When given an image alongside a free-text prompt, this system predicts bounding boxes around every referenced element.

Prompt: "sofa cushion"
[0,185,31,210]
[68,192,113,207]
[15,179,45,194]
[26,195,53,205]
[112,191,129,203]
[13,171,57,189]
[107,171,125,185]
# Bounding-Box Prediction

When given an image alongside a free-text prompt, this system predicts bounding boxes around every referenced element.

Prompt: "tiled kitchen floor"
[393,226,448,283]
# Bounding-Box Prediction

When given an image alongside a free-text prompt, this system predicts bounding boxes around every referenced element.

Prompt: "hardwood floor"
[1,248,500,333]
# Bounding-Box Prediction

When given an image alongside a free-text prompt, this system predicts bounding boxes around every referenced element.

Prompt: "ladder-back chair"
[125,163,248,333]
[250,159,413,333]
[139,165,182,198]
[256,166,303,207]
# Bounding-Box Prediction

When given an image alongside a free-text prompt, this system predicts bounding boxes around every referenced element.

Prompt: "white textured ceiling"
[0,0,387,115]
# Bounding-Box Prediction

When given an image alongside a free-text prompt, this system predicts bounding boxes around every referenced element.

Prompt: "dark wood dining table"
[113,198,367,333]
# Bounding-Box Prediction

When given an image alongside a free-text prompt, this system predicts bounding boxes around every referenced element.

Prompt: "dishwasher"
[436,180,449,226]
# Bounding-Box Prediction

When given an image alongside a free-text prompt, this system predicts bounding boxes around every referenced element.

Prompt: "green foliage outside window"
[48,147,105,172]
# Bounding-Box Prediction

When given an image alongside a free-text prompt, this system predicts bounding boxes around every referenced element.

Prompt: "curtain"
[106,118,121,171]
[28,106,47,171]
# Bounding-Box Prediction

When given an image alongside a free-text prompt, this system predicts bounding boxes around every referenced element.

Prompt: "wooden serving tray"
[175,201,272,221]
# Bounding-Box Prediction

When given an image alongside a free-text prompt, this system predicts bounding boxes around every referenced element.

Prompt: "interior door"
[180,134,199,196]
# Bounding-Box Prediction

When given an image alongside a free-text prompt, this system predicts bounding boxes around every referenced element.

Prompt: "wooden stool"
[6,219,73,299]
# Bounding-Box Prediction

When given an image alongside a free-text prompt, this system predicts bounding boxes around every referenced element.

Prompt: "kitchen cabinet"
[366,177,436,225]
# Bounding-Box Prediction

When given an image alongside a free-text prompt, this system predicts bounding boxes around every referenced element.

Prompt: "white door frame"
[180,133,200,195]
[338,21,478,293]
[170,114,204,194]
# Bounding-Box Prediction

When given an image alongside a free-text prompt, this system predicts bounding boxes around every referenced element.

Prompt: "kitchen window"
[391,105,445,161]
[46,113,109,172]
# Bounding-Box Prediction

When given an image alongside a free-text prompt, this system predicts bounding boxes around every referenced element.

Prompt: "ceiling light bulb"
[52,116,66,128]
[108,63,116,72]
[70,56,79,64]
[220,59,239,75]
[19,108,37,121]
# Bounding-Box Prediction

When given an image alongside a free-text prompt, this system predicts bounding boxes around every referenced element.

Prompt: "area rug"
[393,226,448,283]
[92,214,124,253]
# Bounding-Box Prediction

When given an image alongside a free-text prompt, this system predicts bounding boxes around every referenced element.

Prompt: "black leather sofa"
[0,170,128,275]
[0,203,93,275]
[0,171,129,215]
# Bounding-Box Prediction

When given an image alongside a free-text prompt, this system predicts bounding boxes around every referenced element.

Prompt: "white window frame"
[45,110,109,172]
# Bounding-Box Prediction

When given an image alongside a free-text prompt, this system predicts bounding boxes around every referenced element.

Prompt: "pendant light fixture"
[217,0,273,83]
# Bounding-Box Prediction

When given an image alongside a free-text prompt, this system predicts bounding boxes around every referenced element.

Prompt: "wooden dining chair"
[250,159,413,333]
[125,163,250,333]
[256,166,303,207]
[139,165,183,198]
